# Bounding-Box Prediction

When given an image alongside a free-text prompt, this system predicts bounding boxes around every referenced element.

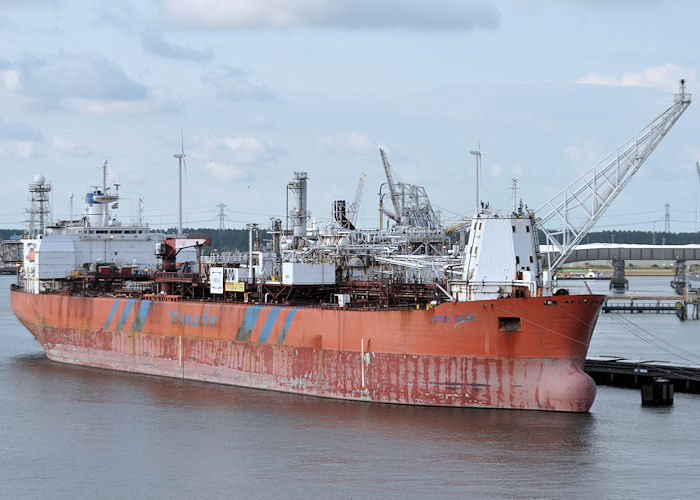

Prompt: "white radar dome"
[33,174,45,185]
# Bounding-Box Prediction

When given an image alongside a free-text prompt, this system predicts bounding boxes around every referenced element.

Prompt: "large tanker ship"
[9,84,691,412]
[11,283,603,411]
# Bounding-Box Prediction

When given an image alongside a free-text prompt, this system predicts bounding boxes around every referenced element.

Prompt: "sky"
[1,0,699,234]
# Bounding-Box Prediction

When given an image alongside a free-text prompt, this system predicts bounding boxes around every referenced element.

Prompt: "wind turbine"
[174,134,186,236]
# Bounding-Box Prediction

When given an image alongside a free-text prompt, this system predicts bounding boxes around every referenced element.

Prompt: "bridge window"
[515,256,520,264]
[526,226,530,233]
[529,256,534,263]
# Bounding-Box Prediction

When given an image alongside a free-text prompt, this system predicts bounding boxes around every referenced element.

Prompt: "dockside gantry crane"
[536,80,692,274]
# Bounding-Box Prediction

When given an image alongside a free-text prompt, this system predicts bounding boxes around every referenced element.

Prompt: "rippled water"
[2,275,699,498]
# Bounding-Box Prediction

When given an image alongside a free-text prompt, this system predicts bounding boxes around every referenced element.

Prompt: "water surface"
[2,275,699,498]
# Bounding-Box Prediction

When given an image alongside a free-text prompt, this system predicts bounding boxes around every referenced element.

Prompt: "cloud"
[0,140,37,159]
[575,63,692,91]
[50,136,93,157]
[315,132,377,157]
[202,66,278,101]
[65,97,173,114]
[93,2,214,63]
[141,32,214,61]
[0,116,42,141]
[485,163,523,179]
[203,160,248,182]
[191,135,285,182]
[564,140,602,165]
[0,116,42,160]
[0,69,20,90]
[93,0,141,31]
[3,52,165,113]
[162,0,500,30]
[20,52,148,100]
[488,162,502,178]
[0,15,14,29]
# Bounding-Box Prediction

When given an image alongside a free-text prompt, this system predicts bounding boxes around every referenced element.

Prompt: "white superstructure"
[449,206,542,301]
[21,163,167,294]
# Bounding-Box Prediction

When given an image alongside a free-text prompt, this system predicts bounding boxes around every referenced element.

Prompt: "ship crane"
[379,147,402,225]
[157,235,210,272]
[537,80,691,274]
[444,218,471,233]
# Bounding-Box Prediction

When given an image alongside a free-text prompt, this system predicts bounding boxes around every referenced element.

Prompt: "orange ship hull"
[10,288,604,411]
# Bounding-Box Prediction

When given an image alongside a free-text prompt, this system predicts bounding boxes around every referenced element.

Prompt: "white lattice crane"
[347,172,366,227]
[537,80,692,273]
[379,147,402,225]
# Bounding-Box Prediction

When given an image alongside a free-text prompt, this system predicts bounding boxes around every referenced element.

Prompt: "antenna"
[102,159,108,193]
[28,174,51,237]
[511,178,519,213]
[174,134,186,236]
[469,141,485,213]
[138,196,144,226]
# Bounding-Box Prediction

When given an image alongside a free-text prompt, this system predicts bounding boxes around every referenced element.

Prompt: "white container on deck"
[282,262,336,285]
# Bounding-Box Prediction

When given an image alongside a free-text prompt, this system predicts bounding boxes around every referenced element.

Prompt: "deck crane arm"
[536,80,691,274]
[348,172,366,227]
[157,235,210,272]
[444,218,471,233]
[379,148,402,225]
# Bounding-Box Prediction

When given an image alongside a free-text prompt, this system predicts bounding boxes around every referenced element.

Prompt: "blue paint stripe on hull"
[257,308,281,343]
[236,306,263,342]
[276,308,298,345]
[132,300,153,332]
[116,299,136,331]
[104,299,122,330]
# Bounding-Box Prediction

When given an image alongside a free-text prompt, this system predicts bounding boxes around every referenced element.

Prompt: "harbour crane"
[537,80,692,274]
[378,148,440,230]
[379,147,402,225]
[347,172,366,228]
[332,172,366,231]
